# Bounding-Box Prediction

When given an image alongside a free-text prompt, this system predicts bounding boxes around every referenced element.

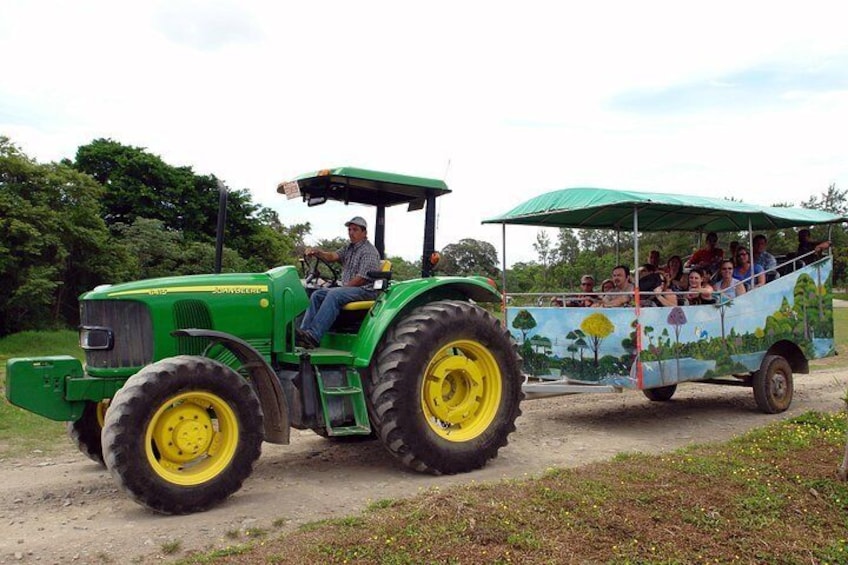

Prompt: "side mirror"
[307,196,327,207]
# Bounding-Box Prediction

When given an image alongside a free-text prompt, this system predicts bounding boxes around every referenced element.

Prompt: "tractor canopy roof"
[278,167,450,209]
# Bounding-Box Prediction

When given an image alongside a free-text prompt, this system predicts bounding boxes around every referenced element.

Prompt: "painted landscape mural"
[507,258,834,390]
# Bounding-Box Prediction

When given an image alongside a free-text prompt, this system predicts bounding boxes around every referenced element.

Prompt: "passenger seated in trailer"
[796,229,831,260]
[732,245,764,290]
[665,255,688,291]
[753,234,779,282]
[713,259,747,303]
[686,268,716,305]
[648,249,661,270]
[638,264,678,307]
[565,274,598,307]
[686,232,724,272]
[599,265,634,308]
[599,278,614,294]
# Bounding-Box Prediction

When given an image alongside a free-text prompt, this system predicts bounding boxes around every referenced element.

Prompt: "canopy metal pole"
[501,223,508,324]
[633,207,640,276]
[615,229,621,263]
[633,205,643,388]
[748,218,754,273]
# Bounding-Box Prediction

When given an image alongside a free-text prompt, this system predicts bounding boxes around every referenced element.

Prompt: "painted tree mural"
[512,309,537,342]
[667,306,687,377]
[580,312,615,366]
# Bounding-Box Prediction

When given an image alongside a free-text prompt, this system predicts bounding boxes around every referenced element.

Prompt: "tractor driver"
[296,216,382,349]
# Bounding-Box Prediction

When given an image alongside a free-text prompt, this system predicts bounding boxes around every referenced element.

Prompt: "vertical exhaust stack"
[215,180,228,274]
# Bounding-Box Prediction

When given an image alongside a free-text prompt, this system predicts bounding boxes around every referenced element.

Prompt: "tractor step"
[326,425,371,436]
[315,367,371,436]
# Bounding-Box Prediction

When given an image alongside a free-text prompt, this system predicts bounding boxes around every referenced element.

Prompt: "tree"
[512,310,537,342]
[439,238,500,278]
[580,312,615,366]
[0,137,133,334]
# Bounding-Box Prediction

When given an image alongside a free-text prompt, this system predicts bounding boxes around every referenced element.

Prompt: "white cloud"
[3,0,847,266]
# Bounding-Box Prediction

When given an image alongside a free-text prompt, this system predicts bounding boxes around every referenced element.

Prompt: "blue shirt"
[733,264,763,289]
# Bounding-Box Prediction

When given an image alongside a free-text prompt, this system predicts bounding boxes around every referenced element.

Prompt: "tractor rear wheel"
[369,300,522,474]
[102,356,263,514]
[67,400,109,466]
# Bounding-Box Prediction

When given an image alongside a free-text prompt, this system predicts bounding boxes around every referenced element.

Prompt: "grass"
[0,330,81,458]
[181,411,848,565]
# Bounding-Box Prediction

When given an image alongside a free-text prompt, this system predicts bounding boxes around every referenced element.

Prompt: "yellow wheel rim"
[145,391,239,486]
[420,339,503,442]
[95,400,110,428]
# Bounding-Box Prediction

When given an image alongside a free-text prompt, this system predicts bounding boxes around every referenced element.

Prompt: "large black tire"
[102,356,263,514]
[368,300,523,474]
[753,355,793,414]
[642,385,677,402]
[67,401,109,466]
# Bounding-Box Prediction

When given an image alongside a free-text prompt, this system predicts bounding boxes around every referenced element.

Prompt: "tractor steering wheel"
[301,253,341,290]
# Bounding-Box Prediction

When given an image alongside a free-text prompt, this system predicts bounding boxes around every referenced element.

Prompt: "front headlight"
[79,326,114,350]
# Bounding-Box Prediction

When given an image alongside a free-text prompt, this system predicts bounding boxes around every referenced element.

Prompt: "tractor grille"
[173,300,213,355]
[81,300,153,368]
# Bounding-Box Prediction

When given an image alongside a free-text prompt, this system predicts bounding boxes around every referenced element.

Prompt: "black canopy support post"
[214,180,228,274]
[375,205,386,259]
[421,191,437,277]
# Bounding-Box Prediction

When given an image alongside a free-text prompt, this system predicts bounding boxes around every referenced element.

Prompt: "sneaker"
[295,329,319,349]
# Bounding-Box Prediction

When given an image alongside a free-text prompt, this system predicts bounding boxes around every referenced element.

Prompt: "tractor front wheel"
[102,356,263,514]
[67,400,109,466]
[369,300,523,474]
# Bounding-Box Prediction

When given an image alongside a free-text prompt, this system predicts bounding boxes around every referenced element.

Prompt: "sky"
[2,0,847,266]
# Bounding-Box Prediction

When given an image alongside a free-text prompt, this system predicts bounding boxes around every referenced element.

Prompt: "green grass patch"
[198,411,848,565]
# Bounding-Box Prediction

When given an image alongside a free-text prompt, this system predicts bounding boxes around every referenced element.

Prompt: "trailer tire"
[369,300,523,474]
[642,385,677,402]
[753,355,793,414]
[67,401,109,466]
[102,356,263,514]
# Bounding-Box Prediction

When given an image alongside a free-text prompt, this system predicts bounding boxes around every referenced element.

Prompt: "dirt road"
[2,369,847,564]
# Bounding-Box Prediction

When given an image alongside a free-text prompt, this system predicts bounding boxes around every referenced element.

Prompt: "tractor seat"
[341,260,392,311]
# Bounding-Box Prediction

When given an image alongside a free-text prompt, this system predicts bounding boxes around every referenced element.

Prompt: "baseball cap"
[345,216,367,229]
[580,275,595,284]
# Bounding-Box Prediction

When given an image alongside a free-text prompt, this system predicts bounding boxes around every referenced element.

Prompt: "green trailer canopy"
[483,187,845,232]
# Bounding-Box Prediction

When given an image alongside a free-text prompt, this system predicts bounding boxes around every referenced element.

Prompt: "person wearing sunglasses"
[565,274,598,307]
[733,246,765,290]
[714,259,747,303]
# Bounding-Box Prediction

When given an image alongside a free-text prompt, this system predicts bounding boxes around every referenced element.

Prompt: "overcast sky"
[3,1,847,266]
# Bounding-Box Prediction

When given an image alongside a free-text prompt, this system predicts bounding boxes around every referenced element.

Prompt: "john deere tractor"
[5,168,522,514]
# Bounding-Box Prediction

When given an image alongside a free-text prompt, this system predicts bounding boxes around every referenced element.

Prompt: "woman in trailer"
[714,259,747,303]
[686,268,716,305]
[732,246,765,290]
[665,255,688,291]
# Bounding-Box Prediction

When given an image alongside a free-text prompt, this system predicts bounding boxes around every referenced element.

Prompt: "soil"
[2,369,848,565]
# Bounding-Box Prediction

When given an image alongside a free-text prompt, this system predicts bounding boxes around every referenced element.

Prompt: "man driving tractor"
[296,216,382,348]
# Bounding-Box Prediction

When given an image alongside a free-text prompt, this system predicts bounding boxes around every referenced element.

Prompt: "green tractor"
[6,168,523,514]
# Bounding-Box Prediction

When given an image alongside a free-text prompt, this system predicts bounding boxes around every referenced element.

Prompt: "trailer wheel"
[102,356,263,514]
[753,355,793,414]
[369,300,523,474]
[642,385,677,402]
[67,400,109,466]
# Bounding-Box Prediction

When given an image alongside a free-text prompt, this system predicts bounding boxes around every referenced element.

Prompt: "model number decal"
[108,285,269,297]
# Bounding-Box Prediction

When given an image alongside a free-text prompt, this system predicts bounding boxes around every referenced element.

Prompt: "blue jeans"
[300,286,376,342]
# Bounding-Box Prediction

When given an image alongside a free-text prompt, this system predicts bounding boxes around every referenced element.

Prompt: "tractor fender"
[172,329,290,444]
[350,276,502,366]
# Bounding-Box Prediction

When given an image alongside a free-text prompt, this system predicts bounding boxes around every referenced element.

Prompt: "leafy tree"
[580,312,615,366]
[512,309,537,342]
[439,238,500,278]
[0,137,133,334]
